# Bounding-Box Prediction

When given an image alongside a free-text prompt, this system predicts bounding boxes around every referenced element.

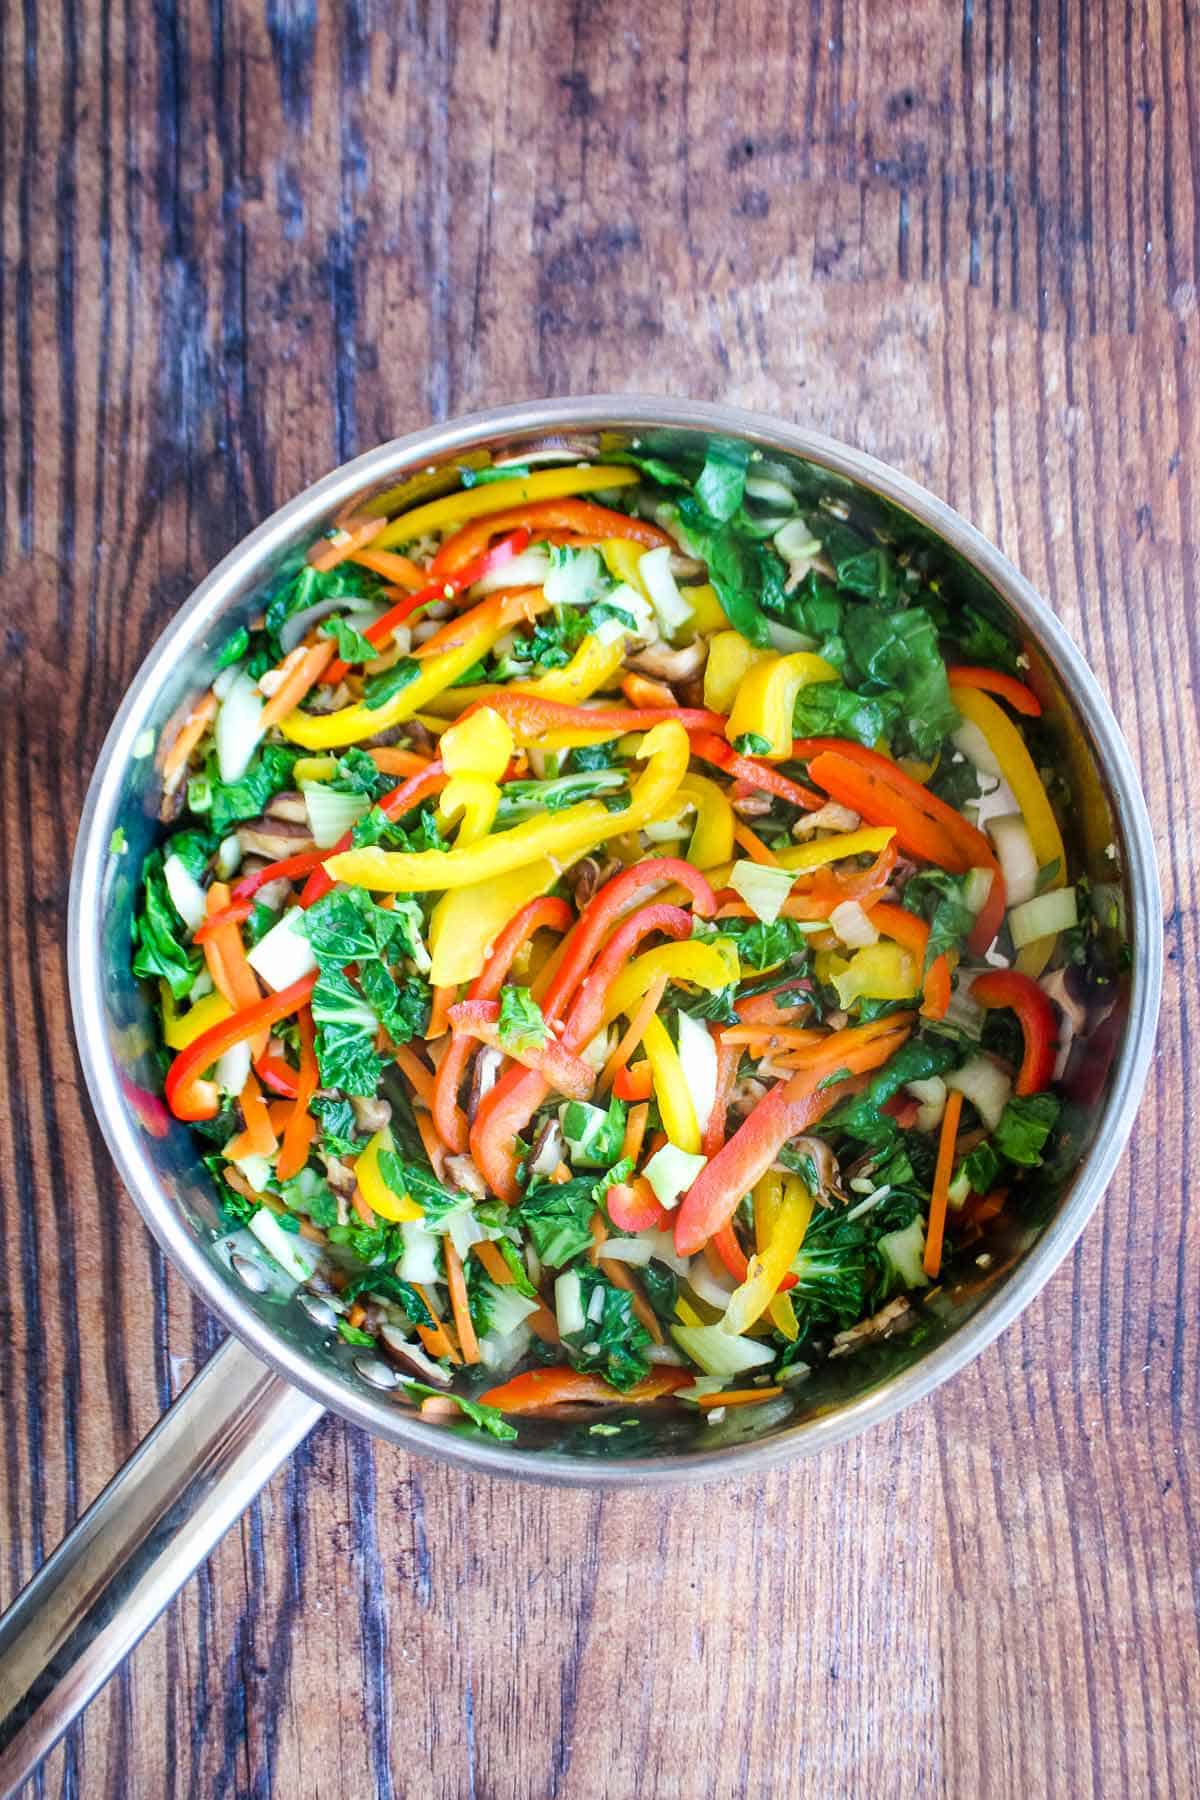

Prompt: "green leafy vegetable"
[337,1320,376,1346]
[695,438,751,523]
[565,1267,652,1390]
[340,1269,433,1324]
[208,744,300,836]
[498,985,547,1054]
[824,1038,960,1145]
[991,1094,1062,1166]
[362,658,421,711]
[311,1095,359,1156]
[401,1380,518,1441]
[263,561,383,652]
[310,968,385,1094]
[640,1260,679,1324]
[215,625,250,669]
[320,616,379,665]
[903,870,976,971]
[843,605,958,761]
[514,1176,596,1268]
[791,680,901,749]
[375,1153,466,1224]
[132,851,201,1001]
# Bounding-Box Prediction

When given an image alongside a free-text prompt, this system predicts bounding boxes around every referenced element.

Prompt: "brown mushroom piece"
[791,801,862,840]
[236,815,318,861]
[565,855,621,911]
[350,1094,393,1136]
[379,1324,454,1387]
[774,1135,847,1206]
[464,1046,504,1125]
[731,793,774,819]
[442,1152,490,1199]
[625,639,708,684]
[264,790,310,825]
[828,1296,916,1359]
[302,680,355,715]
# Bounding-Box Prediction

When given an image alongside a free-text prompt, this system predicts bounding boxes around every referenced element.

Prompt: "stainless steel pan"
[0,399,1162,1795]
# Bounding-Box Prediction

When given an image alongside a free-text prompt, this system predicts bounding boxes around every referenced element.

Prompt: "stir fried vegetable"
[131,440,1094,1439]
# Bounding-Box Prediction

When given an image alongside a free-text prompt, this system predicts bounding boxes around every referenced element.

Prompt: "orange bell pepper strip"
[477,1365,691,1413]
[429,499,671,582]
[275,1006,319,1181]
[946,664,1041,716]
[689,732,824,810]
[164,973,318,1122]
[867,901,952,1020]
[674,1016,914,1255]
[460,693,727,743]
[203,884,266,1055]
[225,1070,277,1160]
[923,1087,964,1278]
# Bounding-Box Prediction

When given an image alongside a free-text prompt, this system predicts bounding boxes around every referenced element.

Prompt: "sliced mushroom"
[565,855,621,910]
[791,801,861,840]
[495,433,601,466]
[626,639,708,683]
[1038,966,1093,1082]
[729,1076,768,1119]
[264,790,310,825]
[465,1046,504,1124]
[772,1136,846,1205]
[669,552,708,580]
[443,1152,490,1199]
[379,1324,454,1386]
[403,719,438,760]
[323,1156,359,1199]
[351,1094,392,1135]
[236,815,318,861]
[302,680,354,715]
[527,1118,565,1178]
[158,781,188,824]
[828,1296,915,1358]
[732,793,774,819]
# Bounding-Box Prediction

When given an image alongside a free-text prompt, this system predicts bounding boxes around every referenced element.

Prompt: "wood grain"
[2,1,1197,1794]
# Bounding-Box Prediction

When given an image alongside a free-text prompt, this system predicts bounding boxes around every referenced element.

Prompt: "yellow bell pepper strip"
[817,941,921,1011]
[355,1126,424,1222]
[602,938,739,1026]
[159,983,234,1050]
[510,631,627,705]
[725,651,840,759]
[683,583,729,638]
[599,537,650,594]
[775,826,896,874]
[428,859,563,988]
[949,682,1067,977]
[677,773,735,869]
[436,775,500,845]
[375,465,640,549]
[640,1016,701,1153]
[703,629,771,714]
[440,705,513,781]
[325,720,690,895]
[722,1174,815,1335]
[277,589,546,750]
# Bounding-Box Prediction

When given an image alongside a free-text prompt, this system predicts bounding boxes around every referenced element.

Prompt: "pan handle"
[0,1335,324,1797]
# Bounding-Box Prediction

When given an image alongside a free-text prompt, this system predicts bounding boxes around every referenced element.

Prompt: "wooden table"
[2,2,1195,1794]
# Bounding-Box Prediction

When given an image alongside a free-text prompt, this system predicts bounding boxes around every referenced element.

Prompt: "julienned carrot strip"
[259,639,337,731]
[226,1071,276,1160]
[367,746,433,777]
[472,1240,515,1285]
[347,1302,367,1329]
[307,514,387,572]
[599,1255,664,1345]
[621,1100,650,1166]
[442,1236,481,1365]
[275,1006,319,1181]
[923,1087,964,1279]
[732,820,779,865]
[694,1386,783,1409]
[718,1025,826,1050]
[392,1042,436,1107]
[204,884,266,1055]
[162,691,218,783]
[414,1107,447,1176]
[597,974,668,1096]
[427,985,455,1039]
[414,1283,461,1365]
[349,546,427,589]
[946,664,1041,716]
[589,1210,608,1266]
[351,1186,376,1226]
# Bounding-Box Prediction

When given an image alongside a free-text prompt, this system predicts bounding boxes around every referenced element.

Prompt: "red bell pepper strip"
[432,895,574,1153]
[470,900,701,1202]
[462,694,727,742]
[322,527,532,683]
[805,746,1005,953]
[540,858,718,1025]
[674,1016,914,1255]
[447,999,596,1100]
[867,901,952,1021]
[733,977,813,1027]
[275,1006,319,1180]
[430,500,671,582]
[196,850,330,940]
[477,1364,691,1413]
[689,732,825,811]
[969,969,1058,1094]
[606,1178,670,1233]
[946,665,1042,717]
[256,1050,300,1099]
[164,973,318,1122]
[299,761,447,906]
[612,1061,653,1102]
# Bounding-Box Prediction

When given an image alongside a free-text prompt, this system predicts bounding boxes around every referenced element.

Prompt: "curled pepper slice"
[376,468,643,552]
[725,651,840,759]
[326,720,690,894]
[164,973,318,1122]
[448,999,595,1100]
[477,1364,691,1413]
[970,969,1058,1094]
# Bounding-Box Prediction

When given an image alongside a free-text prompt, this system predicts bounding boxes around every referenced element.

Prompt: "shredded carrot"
[527,1300,561,1344]
[443,1236,481,1364]
[162,691,218,784]
[414,1105,448,1176]
[226,1070,277,1160]
[415,1283,462,1364]
[259,639,337,731]
[695,1386,783,1409]
[622,672,676,709]
[307,514,387,572]
[589,1210,608,1265]
[427,984,455,1039]
[598,972,668,1095]
[732,819,780,865]
[368,746,433,777]
[924,1087,964,1279]
[472,1240,515,1285]
[347,1302,367,1330]
[350,546,427,589]
[600,1256,664,1344]
[266,1099,293,1134]
[620,1100,649,1166]
[203,883,265,1054]
[719,1024,825,1050]
[275,1006,319,1182]
[351,1185,376,1226]
[550,1162,572,1184]
[392,1041,436,1107]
